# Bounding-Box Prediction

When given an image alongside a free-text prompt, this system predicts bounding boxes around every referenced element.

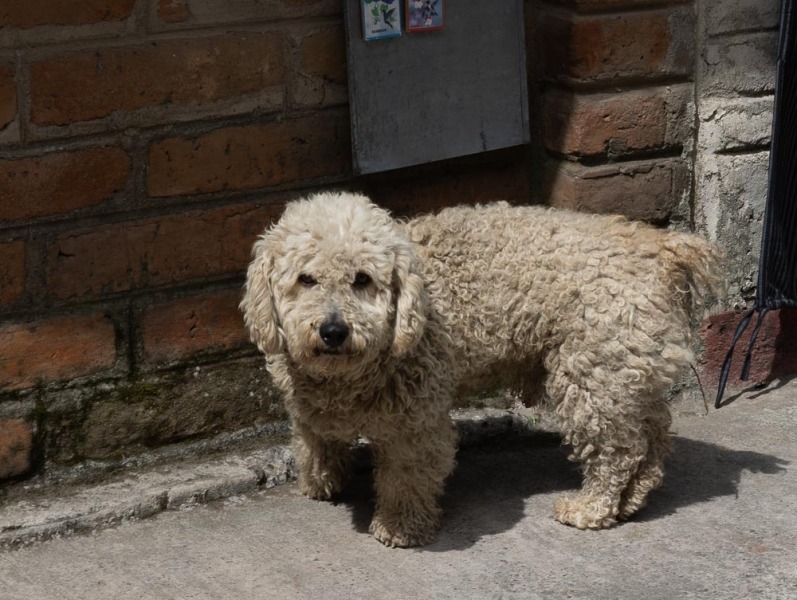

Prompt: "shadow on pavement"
[716,372,797,407]
[330,423,789,551]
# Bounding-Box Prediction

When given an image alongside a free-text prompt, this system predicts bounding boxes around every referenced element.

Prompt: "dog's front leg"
[369,421,457,548]
[292,422,352,501]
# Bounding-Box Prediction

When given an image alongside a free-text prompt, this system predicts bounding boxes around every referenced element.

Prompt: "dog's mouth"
[313,348,346,357]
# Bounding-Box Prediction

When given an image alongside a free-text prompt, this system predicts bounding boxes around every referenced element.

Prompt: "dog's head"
[241,192,427,376]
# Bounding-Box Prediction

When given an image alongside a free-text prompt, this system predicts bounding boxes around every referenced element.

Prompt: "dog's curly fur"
[241,191,722,547]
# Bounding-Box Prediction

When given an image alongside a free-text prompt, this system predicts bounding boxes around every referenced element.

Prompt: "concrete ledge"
[0,445,297,550]
[0,410,543,551]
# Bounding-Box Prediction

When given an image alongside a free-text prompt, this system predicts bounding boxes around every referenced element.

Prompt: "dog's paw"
[369,515,438,548]
[554,495,618,530]
[299,477,342,501]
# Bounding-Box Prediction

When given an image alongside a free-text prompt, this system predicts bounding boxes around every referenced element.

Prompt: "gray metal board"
[344,0,529,175]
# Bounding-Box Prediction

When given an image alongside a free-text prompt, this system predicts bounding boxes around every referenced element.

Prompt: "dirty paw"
[299,476,343,501]
[369,516,438,548]
[554,495,618,530]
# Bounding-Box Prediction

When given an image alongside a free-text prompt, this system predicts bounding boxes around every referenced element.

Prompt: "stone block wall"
[692,0,795,388]
[694,0,780,306]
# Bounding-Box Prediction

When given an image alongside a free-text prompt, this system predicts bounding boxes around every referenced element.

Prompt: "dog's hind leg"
[618,399,672,520]
[369,419,458,547]
[547,370,649,530]
[293,423,352,501]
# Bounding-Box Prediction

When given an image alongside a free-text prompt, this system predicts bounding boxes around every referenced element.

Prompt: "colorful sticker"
[362,0,401,41]
[406,0,444,32]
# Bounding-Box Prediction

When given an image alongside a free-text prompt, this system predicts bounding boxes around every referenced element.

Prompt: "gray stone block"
[701,32,778,95]
[705,0,780,37]
[699,96,774,152]
[696,151,770,305]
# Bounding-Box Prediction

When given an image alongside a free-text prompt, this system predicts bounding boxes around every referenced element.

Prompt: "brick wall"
[0,0,531,479]
[530,0,696,225]
[0,0,784,482]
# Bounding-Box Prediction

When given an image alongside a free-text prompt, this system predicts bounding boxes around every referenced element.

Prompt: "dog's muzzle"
[319,320,349,350]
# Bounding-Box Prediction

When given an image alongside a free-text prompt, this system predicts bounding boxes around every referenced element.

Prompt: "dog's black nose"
[319,321,349,348]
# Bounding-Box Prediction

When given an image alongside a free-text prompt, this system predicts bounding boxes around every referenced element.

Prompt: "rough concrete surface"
[0,380,795,600]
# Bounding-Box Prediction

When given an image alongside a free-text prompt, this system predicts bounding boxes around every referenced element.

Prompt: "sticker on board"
[406,0,444,32]
[362,0,401,41]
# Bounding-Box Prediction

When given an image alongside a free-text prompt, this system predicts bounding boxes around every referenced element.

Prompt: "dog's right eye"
[353,272,372,288]
[298,274,317,287]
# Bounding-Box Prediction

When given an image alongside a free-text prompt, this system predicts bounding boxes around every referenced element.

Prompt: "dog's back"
[403,202,723,391]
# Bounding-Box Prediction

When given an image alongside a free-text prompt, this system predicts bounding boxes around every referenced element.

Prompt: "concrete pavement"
[0,379,795,600]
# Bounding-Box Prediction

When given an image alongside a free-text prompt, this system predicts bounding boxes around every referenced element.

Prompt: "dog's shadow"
[333,423,788,551]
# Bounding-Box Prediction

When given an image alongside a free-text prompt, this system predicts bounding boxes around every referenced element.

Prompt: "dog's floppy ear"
[241,236,284,354]
[391,240,427,357]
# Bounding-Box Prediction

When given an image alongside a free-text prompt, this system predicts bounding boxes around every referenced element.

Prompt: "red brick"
[0,0,135,28]
[291,26,348,107]
[142,289,249,365]
[147,112,350,197]
[150,0,341,29]
[157,0,192,23]
[0,419,33,479]
[46,202,283,301]
[0,62,16,130]
[282,0,335,6]
[30,34,285,126]
[700,309,797,389]
[543,0,679,10]
[299,27,346,84]
[544,159,686,222]
[0,240,25,307]
[542,86,690,157]
[0,147,129,222]
[538,8,693,83]
[373,160,531,217]
[0,313,117,390]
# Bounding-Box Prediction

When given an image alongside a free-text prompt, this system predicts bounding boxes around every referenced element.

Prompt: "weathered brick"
[157,0,192,23]
[46,202,283,301]
[544,159,687,222]
[543,85,691,157]
[74,359,285,461]
[0,419,33,479]
[0,147,129,222]
[298,27,346,83]
[701,32,778,96]
[0,240,25,307]
[538,7,694,83]
[141,289,250,366]
[543,0,680,9]
[147,112,350,197]
[700,309,797,389]
[0,62,16,131]
[30,34,285,126]
[150,0,341,30]
[372,159,531,217]
[705,0,780,36]
[0,0,135,29]
[0,313,117,390]
[291,26,347,107]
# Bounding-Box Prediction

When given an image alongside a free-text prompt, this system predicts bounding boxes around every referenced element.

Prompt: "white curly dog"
[241,191,721,547]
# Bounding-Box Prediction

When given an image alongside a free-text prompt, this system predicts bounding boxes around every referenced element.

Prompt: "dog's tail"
[662,231,725,321]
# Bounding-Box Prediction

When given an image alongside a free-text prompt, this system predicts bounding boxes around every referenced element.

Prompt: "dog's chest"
[293,383,422,442]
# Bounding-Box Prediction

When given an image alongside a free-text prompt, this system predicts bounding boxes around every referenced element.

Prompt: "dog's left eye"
[353,272,372,287]
[298,274,317,286]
